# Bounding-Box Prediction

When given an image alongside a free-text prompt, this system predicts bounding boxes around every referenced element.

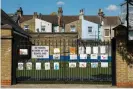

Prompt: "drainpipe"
[98,24,100,41]
[127,0,129,45]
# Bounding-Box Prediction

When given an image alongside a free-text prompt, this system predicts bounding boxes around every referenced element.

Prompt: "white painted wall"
[82,19,100,40]
[53,26,59,32]
[35,18,52,32]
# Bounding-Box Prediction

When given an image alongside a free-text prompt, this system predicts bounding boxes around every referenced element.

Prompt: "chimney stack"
[79,9,84,20]
[98,8,105,25]
[58,7,63,27]
[58,7,63,16]
[33,12,38,18]
[17,7,23,18]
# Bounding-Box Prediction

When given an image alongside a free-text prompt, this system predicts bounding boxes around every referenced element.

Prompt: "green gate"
[16,38,112,84]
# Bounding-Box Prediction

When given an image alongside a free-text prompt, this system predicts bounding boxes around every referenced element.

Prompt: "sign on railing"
[32,46,49,58]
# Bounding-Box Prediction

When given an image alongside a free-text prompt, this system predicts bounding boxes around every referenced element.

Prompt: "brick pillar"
[1,39,12,86]
[1,29,12,86]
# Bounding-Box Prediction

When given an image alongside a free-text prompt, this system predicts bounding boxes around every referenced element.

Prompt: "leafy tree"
[50,12,57,15]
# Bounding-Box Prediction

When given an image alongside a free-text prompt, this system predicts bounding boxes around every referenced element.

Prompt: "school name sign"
[32,46,49,58]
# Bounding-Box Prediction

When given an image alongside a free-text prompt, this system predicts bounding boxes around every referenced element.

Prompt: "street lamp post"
[127,0,129,45]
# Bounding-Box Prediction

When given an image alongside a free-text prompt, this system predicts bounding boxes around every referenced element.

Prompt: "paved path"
[1,84,116,88]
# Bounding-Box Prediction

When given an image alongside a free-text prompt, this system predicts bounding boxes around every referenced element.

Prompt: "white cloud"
[57,1,65,6]
[106,4,119,11]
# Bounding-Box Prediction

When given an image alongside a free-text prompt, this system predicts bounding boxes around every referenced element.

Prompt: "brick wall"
[1,29,12,86]
[21,18,35,32]
[30,33,78,56]
[65,20,81,38]
[1,39,12,86]
[116,52,133,87]
[114,25,133,87]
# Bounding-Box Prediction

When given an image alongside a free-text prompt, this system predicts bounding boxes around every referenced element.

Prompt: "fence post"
[111,38,116,86]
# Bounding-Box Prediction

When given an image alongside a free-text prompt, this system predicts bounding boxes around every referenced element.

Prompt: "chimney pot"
[33,12,38,18]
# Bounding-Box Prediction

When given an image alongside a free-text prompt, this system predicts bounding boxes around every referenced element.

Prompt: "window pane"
[71,25,76,32]
[24,25,29,30]
[41,25,45,32]
[88,27,92,33]
[105,29,110,36]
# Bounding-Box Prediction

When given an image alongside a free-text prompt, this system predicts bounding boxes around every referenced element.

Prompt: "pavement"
[1,84,116,88]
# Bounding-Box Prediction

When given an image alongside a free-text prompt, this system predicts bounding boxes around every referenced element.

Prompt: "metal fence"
[16,38,112,84]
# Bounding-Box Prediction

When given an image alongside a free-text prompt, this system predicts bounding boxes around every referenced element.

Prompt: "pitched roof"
[1,24,12,29]
[103,16,120,26]
[1,9,30,37]
[20,15,33,23]
[84,16,101,24]
[19,15,120,25]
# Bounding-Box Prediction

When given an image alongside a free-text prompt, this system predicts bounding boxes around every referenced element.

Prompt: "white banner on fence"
[80,54,87,59]
[91,62,98,68]
[79,47,84,54]
[90,54,98,59]
[53,54,60,60]
[32,46,49,59]
[54,62,59,70]
[45,62,50,70]
[79,62,87,68]
[101,62,108,68]
[70,54,77,60]
[36,62,41,70]
[101,54,108,60]
[86,47,91,54]
[93,46,98,54]
[100,46,106,53]
[18,63,23,70]
[69,62,76,68]
[26,62,32,70]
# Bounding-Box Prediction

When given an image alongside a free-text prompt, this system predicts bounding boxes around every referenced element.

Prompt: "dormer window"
[24,25,29,30]
[70,25,76,32]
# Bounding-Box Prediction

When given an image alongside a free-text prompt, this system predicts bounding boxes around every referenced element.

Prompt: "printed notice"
[36,62,41,70]
[45,62,50,70]
[70,54,77,60]
[93,46,98,54]
[79,47,84,54]
[101,54,108,60]
[90,54,98,59]
[79,62,87,68]
[100,46,106,53]
[54,62,59,70]
[86,47,91,54]
[70,47,76,54]
[69,62,76,68]
[101,62,108,68]
[18,63,23,70]
[91,62,98,68]
[54,48,60,54]
[26,62,32,70]
[32,46,49,58]
[19,49,28,55]
[80,54,87,59]
[53,54,60,60]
